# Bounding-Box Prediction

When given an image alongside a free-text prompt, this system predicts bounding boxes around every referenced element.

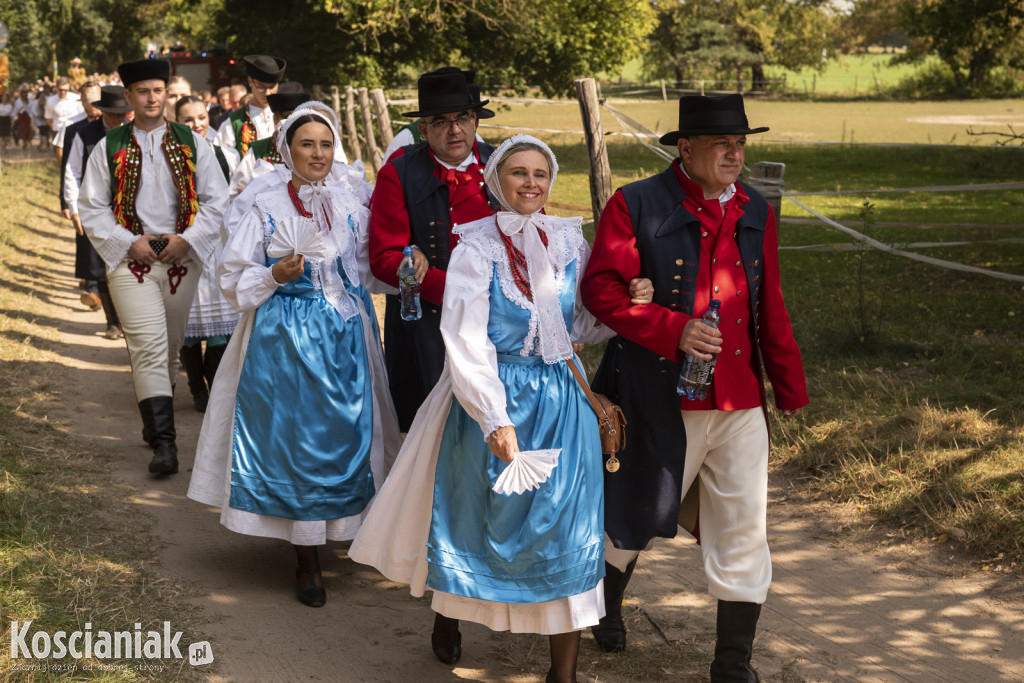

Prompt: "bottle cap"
[403,246,413,256]
[709,299,721,309]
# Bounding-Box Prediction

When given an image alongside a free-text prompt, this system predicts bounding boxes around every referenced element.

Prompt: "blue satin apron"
[426,260,605,603]
[229,237,377,522]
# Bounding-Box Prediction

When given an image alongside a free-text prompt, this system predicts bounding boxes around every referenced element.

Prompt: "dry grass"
[0,162,210,682]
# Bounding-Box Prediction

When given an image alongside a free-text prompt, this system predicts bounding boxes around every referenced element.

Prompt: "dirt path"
[23,200,1024,682]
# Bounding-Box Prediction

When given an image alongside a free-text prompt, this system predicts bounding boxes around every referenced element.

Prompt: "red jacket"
[582,161,808,411]
[368,144,494,306]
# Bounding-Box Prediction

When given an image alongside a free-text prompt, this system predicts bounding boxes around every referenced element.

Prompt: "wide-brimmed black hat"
[117,59,170,87]
[244,55,286,83]
[92,85,132,114]
[659,94,768,145]
[403,67,493,119]
[266,81,310,115]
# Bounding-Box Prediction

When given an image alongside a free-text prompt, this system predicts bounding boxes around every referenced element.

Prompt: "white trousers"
[108,260,201,402]
[605,408,771,604]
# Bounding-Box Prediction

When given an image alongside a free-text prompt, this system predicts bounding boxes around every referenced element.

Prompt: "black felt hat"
[92,85,132,114]
[244,55,287,83]
[266,82,310,115]
[430,66,494,118]
[403,67,492,118]
[658,94,769,145]
[117,59,170,87]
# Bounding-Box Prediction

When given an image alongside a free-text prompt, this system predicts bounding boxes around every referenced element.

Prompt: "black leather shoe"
[148,443,178,474]
[591,617,627,652]
[295,568,326,608]
[431,614,462,664]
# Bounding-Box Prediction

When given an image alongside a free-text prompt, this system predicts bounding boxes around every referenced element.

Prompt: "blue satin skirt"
[426,353,605,603]
[229,288,375,521]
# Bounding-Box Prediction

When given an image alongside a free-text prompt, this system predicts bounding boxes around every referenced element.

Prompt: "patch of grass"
[0,163,209,682]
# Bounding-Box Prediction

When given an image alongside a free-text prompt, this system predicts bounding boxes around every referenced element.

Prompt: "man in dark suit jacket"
[582,94,809,682]
[367,67,498,433]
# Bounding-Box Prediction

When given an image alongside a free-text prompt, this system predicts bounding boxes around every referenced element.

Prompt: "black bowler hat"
[266,82,310,115]
[403,67,492,119]
[658,94,769,145]
[92,85,132,114]
[117,59,170,87]
[244,55,286,83]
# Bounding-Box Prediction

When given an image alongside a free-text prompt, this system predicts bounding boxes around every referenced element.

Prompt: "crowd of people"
[63,54,808,683]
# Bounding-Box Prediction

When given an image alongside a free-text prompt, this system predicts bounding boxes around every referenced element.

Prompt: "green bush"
[890,62,1024,99]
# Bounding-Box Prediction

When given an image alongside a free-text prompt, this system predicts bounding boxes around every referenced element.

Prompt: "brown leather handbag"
[568,358,627,472]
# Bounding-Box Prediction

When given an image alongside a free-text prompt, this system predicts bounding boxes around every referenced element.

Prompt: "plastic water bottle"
[398,246,422,321]
[677,299,721,400]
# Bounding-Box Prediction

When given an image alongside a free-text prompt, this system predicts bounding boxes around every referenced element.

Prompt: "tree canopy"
[643,0,838,89]
[899,0,1024,95]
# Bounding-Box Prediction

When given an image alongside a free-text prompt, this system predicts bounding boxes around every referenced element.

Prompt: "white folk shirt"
[78,122,230,273]
[213,103,274,151]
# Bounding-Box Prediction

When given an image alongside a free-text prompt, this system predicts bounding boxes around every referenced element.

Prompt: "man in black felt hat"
[581,94,809,681]
[62,84,133,340]
[380,66,489,164]
[78,58,229,477]
[214,54,286,156]
[368,67,498,438]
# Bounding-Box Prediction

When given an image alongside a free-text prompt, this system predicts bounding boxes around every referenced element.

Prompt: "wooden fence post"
[358,86,381,172]
[312,84,323,102]
[330,86,341,123]
[344,85,362,163]
[660,78,667,101]
[574,77,612,224]
[370,88,394,149]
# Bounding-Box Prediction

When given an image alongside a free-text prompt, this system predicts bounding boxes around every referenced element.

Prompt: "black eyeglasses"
[426,114,474,130]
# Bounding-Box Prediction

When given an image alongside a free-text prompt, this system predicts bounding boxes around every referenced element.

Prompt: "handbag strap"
[567,357,611,422]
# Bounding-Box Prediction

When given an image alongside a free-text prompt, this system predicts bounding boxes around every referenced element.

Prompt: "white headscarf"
[277,101,358,321]
[483,134,575,364]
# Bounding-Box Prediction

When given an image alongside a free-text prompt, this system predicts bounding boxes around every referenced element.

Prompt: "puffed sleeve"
[570,236,615,345]
[440,242,512,439]
[218,210,280,312]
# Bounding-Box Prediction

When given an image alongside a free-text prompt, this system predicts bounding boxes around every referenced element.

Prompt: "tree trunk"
[751,63,767,92]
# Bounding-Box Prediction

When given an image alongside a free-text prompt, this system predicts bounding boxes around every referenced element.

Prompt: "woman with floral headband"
[351,135,652,682]
[187,101,399,609]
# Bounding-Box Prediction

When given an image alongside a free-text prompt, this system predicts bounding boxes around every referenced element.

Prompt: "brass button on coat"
[675,259,683,266]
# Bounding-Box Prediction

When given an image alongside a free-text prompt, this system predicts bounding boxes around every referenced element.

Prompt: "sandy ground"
[23,210,1024,683]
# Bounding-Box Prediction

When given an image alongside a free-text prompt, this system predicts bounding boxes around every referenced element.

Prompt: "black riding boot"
[138,398,156,447]
[179,343,209,412]
[431,612,462,665]
[146,396,178,475]
[293,544,326,608]
[710,600,761,683]
[202,341,228,390]
[591,558,637,652]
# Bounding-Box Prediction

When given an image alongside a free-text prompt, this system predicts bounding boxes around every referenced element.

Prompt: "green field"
[481,98,1024,149]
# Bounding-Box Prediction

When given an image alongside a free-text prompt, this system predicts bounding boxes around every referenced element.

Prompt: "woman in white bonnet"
[350,134,651,682]
[187,102,399,609]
